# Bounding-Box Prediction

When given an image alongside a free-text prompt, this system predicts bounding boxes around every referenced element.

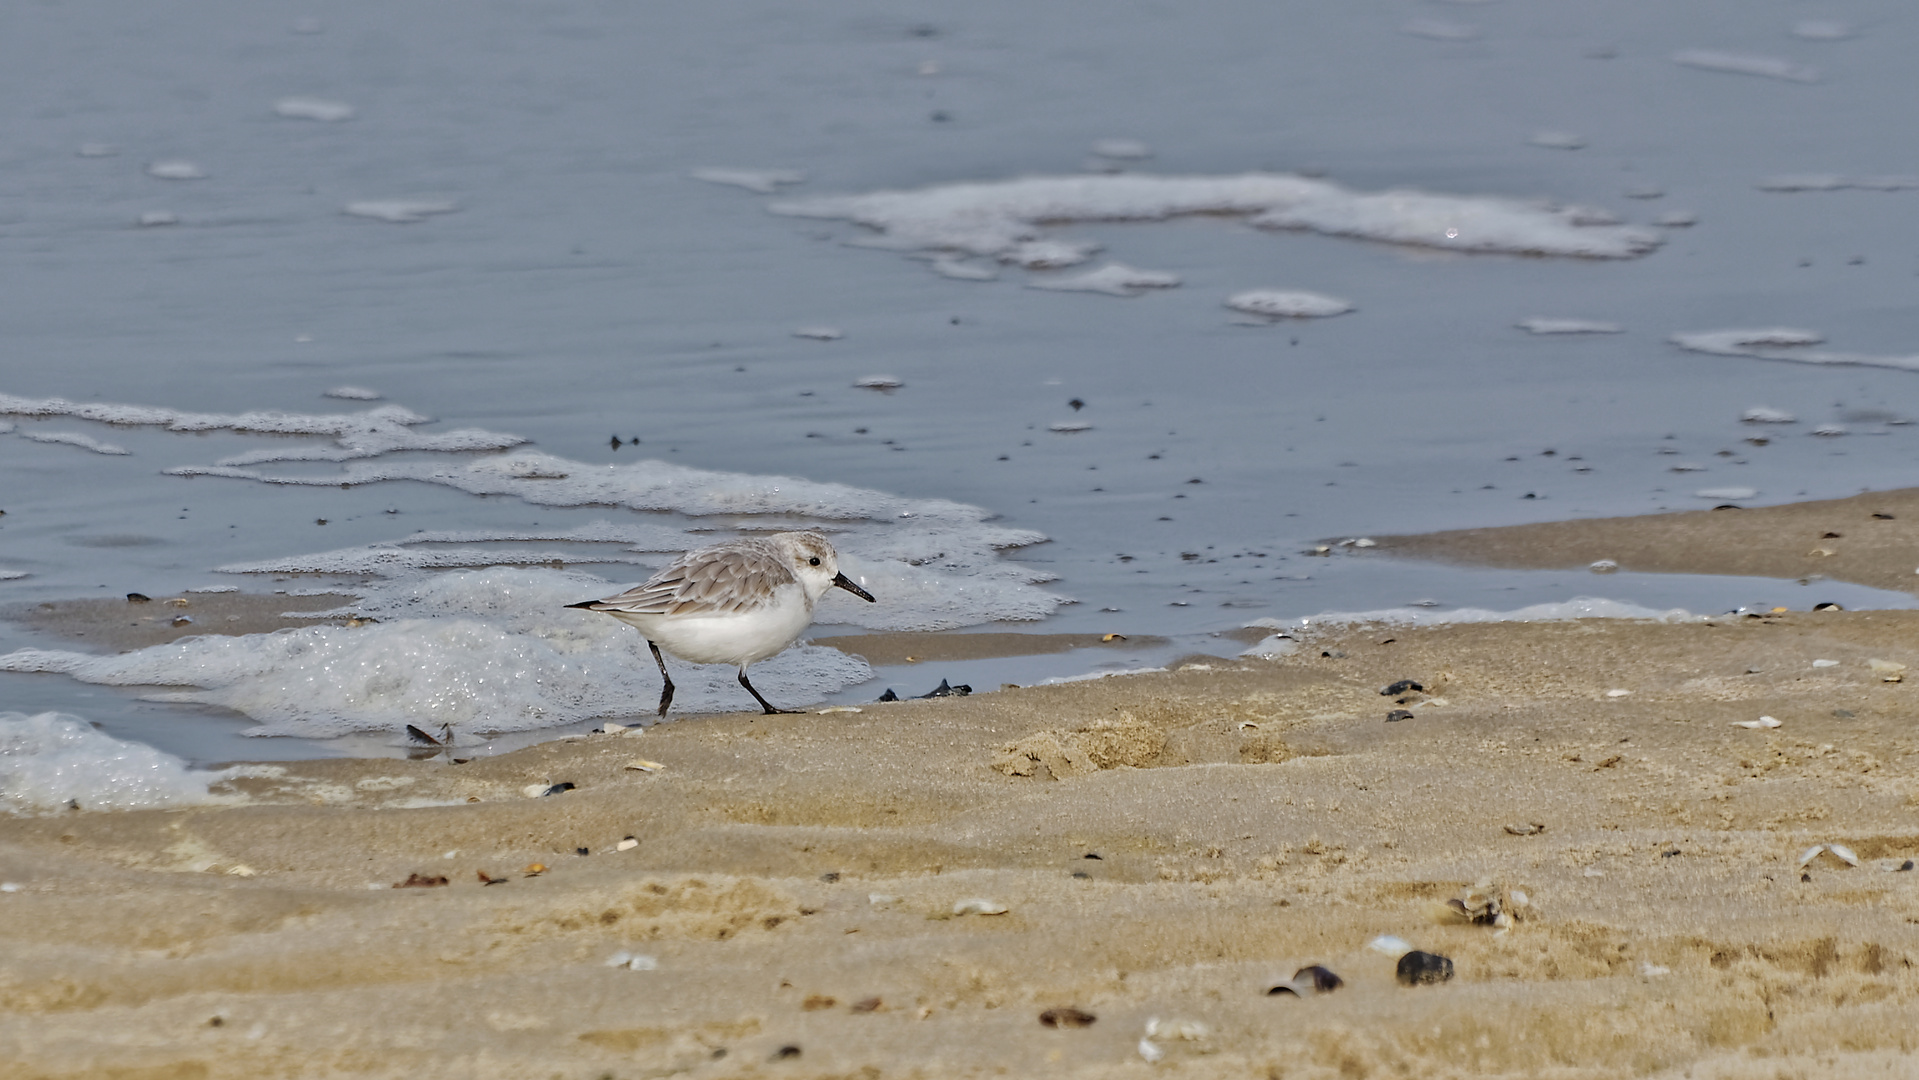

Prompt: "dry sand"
[5,500,1919,1078]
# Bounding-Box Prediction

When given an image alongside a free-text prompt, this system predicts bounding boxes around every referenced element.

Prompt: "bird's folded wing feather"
[590,543,792,616]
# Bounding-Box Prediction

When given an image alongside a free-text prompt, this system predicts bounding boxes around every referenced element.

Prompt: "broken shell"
[1605,689,1632,698]
[1869,659,1906,682]
[850,997,883,1013]
[1366,935,1413,959]
[615,837,639,852]
[1589,559,1619,573]
[1503,823,1545,836]
[1380,679,1424,696]
[623,759,665,772]
[224,864,257,877]
[816,706,862,714]
[1798,843,1860,868]
[1102,633,1127,642]
[952,898,1009,916]
[520,782,575,797]
[1732,716,1783,729]
[1385,709,1414,723]
[868,893,900,907]
[1639,962,1672,977]
[1396,950,1455,986]
[1812,659,1840,668]
[477,870,507,885]
[523,863,547,876]
[1266,964,1343,996]
[604,950,658,970]
[1137,1039,1165,1063]
[1879,859,1916,872]
[393,873,448,888]
[1038,1007,1097,1028]
[1144,1017,1208,1041]
[171,615,194,627]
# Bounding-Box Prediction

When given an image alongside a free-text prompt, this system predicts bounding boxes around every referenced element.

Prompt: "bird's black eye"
[809,557,821,566]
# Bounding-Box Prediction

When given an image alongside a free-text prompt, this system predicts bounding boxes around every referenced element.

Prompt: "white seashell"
[0,883,21,893]
[1640,962,1671,976]
[817,706,863,714]
[1798,843,1860,868]
[604,951,658,970]
[1732,716,1782,729]
[623,759,665,772]
[1869,659,1905,682]
[1606,689,1632,697]
[951,898,1009,916]
[521,784,548,798]
[225,864,257,877]
[1589,559,1619,573]
[854,374,903,390]
[1144,1018,1208,1041]
[600,721,630,734]
[1812,659,1839,668]
[1137,1038,1165,1063]
[868,893,900,907]
[1366,935,1414,959]
[1049,421,1092,433]
[615,837,639,852]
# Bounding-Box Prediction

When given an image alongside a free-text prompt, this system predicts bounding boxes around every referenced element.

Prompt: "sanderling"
[567,530,875,716]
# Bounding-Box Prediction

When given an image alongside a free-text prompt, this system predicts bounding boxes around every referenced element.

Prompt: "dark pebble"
[772,1045,802,1061]
[126,592,151,603]
[1039,1007,1097,1028]
[1386,709,1415,723]
[1380,679,1424,696]
[876,688,899,702]
[1267,964,1344,995]
[917,679,972,698]
[1396,951,1454,986]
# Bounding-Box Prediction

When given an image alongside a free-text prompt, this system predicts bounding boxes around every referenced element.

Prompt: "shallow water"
[5,0,1919,767]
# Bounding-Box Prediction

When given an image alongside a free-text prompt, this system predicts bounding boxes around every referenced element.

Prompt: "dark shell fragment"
[1039,1007,1097,1028]
[1380,679,1424,696]
[1396,950,1455,986]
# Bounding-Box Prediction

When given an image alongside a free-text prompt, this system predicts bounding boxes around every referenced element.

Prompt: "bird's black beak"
[832,572,876,602]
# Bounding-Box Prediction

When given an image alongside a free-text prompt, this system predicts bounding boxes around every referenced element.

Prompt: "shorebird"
[567,530,875,716]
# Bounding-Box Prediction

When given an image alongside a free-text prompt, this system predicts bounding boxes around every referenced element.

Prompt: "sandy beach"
[5,498,1919,1079]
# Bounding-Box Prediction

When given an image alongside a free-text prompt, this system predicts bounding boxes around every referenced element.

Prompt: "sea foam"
[0,569,876,738]
[769,174,1662,278]
[0,712,254,814]
[1672,329,1919,373]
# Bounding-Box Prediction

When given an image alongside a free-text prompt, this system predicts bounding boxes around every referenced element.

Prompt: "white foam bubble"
[1089,139,1153,161]
[1516,318,1621,335]
[1272,597,1701,631]
[147,160,206,180]
[0,712,249,814]
[17,430,130,455]
[1402,18,1477,41]
[216,545,654,577]
[1673,50,1820,83]
[0,393,524,465]
[1226,290,1353,319]
[769,174,1662,276]
[1790,20,1853,42]
[691,168,806,194]
[1653,210,1698,228]
[931,256,998,281]
[1028,263,1180,297]
[273,97,355,121]
[853,375,903,390]
[344,200,459,223]
[1528,131,1587,151]
[1672,329,1919,374]
[323,386,382,401]
[1695,487,1758,500]
[1742,406,1797,423]
[0,571,27,582]
[1757,174,1919,193]
[0,571,875,737]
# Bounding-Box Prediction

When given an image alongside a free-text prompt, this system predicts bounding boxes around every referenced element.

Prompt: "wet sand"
[9,593,362,653]
[5,502,1919,1077]
[1366,486,1919,597]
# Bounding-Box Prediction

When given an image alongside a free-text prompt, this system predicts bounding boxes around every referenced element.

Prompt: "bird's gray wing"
[588,541,794,616]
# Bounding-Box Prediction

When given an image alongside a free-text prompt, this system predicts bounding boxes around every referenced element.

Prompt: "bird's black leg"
[738,667,802,714]
[649,640,675,717]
